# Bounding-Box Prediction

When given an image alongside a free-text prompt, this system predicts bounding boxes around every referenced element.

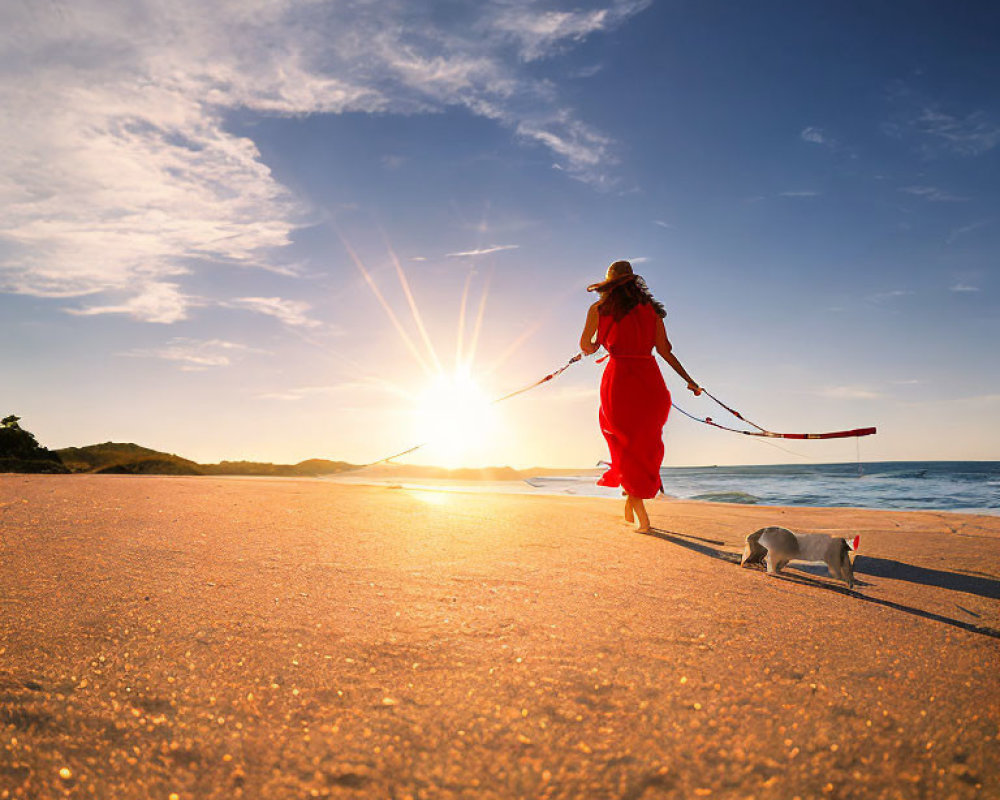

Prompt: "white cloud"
[950,283,980,293]
[447,244,520,258]
[492,1,652,62]
[64,282,192,324]
[779,191,820,197]
[627,257,649,264]
[119,338,263,370]
[225,296,322,328]
[652,220,674,229]
[801,126,831,146]
[1,0,648,320]
[899,186,967,202]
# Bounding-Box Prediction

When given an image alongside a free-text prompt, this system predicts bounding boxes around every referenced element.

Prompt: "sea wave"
[690,491,759,504]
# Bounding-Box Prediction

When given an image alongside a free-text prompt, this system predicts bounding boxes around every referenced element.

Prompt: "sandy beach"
[1,475,998,799]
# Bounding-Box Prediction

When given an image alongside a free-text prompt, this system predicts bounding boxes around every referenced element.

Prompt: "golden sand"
[1,475,997,798]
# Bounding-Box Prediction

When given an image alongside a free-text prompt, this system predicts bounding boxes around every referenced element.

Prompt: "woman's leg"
[624,494,634,523]
[628,495,650,532]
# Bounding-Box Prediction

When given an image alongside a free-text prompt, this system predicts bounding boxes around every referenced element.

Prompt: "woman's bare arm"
[655,317,702,395]
[580,302,601,354]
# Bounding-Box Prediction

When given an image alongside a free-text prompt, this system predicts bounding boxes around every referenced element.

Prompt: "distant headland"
[0,414,582,480]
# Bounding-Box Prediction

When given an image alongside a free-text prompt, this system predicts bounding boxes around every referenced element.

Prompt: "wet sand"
[1,475,998,799]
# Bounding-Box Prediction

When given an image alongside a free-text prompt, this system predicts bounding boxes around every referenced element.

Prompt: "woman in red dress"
[580,260,701,532]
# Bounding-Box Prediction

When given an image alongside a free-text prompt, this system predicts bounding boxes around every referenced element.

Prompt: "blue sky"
[2,0,998,467]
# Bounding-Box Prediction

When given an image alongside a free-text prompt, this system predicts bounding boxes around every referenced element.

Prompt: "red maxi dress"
[596,302,671,499]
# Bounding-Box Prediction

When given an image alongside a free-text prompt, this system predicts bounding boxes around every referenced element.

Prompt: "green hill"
[57,442,201,474]
[96,458,203,476]
[199,458,357,476]
[53,442,358,476]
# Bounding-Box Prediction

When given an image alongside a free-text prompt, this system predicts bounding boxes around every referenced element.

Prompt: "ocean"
[332,461,1000,514]
[525,461,1000,514]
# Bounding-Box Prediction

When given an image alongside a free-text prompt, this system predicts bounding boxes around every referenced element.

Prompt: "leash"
[491,353,583,403]
[672,393,876,440]
[359,350,876,468]
[593,353,876,440]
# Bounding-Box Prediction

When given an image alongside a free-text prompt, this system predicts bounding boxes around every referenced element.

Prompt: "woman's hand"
[687,381,702,396]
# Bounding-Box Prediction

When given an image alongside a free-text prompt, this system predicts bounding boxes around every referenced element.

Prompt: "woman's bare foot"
[628,495,651,533]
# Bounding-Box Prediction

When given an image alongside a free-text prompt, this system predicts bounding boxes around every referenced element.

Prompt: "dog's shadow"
[641,527,1000,640]
[852,555,1000,600]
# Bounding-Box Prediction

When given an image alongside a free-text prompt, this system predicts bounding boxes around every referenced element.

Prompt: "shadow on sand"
[852,556,1000,600]
[642,528,1000,641]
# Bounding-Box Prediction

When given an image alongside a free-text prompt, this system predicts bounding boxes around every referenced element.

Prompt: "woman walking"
[580,260,701,532]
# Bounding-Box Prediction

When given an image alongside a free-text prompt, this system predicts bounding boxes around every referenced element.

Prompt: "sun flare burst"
[413,371,498,468]
[341,231,538,468]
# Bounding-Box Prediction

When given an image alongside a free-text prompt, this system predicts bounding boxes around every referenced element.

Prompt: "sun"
[413,371,498,468]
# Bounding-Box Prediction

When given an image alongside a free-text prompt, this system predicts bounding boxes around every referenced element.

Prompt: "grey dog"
[741,526,856,588]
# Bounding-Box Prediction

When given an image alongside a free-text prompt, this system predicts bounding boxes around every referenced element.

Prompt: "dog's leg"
[765,552,779,574]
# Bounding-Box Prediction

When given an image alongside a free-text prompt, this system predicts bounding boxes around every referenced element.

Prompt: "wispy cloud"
[818,386,883,400]
[868,289,914,304]
[946,221,990,244]
[447,245,520,258]
[652,220,674,229]
[899,186,968,202]
[884,84,1000,157]
[912,107,1000,157]
[1,1,649,320]
[119,338,263,371]
[225,297,322,328]
[779,190,821,197]
[950,283,980,293]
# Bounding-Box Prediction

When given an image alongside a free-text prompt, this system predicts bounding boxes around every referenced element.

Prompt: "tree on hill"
[1,415,61,462]
[0,415,66,472]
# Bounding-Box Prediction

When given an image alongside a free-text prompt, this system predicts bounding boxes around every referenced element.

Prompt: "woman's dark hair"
[587,260,666,321]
